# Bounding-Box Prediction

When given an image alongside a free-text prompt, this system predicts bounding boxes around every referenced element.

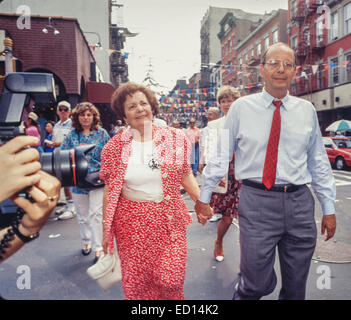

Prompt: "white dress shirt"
[200,88,336,215]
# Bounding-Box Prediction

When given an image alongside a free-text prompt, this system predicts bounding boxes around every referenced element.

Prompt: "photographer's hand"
[0,171,60,262]
[11,171,61,235]
[0,136,41,202]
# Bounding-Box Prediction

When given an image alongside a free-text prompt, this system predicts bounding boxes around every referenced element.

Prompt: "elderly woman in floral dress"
[100,82,205,300]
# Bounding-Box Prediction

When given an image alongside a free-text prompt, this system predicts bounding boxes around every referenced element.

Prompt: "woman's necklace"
[139,140,159,170]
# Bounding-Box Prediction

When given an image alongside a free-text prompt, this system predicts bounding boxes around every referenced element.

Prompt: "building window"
[345,53,351,82]
[345,2,351,35]
[291,35,297,50]
[290,0,297,19]
[330,11,338,41]
[264,36,269,50]
[273,29,278,44]
[317,66,324,89]
[257,42,262,56]
[316,16,324,44]
[330,57,339,85]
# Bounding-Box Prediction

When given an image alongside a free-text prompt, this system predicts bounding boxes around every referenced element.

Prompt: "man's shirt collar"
[262,87,292,111]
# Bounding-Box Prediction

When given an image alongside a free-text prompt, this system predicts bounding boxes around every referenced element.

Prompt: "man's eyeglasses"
[264,59,295,71]
[58,108,69,112]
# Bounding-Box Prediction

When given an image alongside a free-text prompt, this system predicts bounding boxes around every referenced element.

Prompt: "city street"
[0,170,350,300]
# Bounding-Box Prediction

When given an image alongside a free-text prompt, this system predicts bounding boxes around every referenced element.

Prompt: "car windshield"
[323,137,335,148]
[333,139,351,148]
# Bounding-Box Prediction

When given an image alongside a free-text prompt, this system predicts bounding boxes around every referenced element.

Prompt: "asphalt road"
[0,170,350,300]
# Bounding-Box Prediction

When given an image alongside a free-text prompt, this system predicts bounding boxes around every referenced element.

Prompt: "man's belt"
[242,180,305,193]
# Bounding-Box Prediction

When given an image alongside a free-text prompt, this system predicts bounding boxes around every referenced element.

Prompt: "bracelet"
[11,210,39,244]
[0,227,16,260]
[12,224,39,243]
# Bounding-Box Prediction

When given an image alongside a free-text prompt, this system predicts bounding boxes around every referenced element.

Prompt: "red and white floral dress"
[100,125,192,300]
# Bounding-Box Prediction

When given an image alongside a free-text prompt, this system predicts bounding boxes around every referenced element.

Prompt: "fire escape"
[109,0,137,88]
[291,0,326,95]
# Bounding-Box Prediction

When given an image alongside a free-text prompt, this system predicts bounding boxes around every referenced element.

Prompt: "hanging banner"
[312,65,319,74]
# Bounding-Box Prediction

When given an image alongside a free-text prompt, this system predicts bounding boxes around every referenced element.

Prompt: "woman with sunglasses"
[60,102,110,264]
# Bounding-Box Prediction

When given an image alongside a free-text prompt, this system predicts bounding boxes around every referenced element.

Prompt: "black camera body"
[0,72,104,189]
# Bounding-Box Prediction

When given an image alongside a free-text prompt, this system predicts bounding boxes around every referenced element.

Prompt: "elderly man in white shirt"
[195,42,336,300]
[50,101,76,220]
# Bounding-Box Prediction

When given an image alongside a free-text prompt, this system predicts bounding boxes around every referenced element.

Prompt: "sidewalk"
[0,189,350,300]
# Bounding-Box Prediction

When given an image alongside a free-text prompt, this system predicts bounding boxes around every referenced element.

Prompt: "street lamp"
[83,31,103,49]
[42,17,60,35]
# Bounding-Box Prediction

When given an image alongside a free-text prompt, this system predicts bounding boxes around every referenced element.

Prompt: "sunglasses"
[58,108,69,112]
[78,102,93,107]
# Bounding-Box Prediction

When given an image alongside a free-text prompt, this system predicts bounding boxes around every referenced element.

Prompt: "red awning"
[86,81,115,104]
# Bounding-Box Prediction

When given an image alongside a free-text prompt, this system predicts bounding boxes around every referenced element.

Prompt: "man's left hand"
[321,214,336,241]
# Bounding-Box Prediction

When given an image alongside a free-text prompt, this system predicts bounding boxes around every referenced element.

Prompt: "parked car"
[322,137,351,170]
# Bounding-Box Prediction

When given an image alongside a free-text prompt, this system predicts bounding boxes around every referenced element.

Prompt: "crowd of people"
[0,43,337,300]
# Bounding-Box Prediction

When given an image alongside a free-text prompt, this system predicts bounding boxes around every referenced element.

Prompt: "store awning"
[86,81,115,104]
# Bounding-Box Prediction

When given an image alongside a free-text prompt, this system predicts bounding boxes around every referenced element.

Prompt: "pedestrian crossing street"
[333,170,351,187]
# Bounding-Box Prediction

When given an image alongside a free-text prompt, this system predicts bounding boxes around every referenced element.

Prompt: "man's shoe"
[209,213,222,222]
[58,210,76,220]
[55,205,67,215]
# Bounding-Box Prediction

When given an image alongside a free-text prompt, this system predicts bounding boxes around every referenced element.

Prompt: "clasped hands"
[194,200,214,225]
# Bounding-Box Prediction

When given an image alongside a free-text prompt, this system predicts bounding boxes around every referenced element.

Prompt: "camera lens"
[39,145,94,187]
[40,149,75,186]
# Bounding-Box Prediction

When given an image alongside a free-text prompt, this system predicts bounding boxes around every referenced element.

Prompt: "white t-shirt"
[52,118,72,143]
[123,139,163,197]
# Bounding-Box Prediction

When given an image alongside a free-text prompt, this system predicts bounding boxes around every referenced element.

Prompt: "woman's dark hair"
[111,82,159,121]
[71,102,101,132]
[27,118,42,136]
[45,120,55,128]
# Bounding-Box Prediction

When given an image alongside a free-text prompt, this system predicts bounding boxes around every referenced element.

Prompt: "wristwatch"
[12,224,40,243]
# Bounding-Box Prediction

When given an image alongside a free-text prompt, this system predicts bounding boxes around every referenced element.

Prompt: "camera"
[0,72,102,189]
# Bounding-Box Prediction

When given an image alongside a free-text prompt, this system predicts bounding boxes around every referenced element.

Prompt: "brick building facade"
[288,0,351,132]
[217,9,288,93]
[0,14,116,127]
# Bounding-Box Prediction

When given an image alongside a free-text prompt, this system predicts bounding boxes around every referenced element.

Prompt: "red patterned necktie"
[262,100,282,190]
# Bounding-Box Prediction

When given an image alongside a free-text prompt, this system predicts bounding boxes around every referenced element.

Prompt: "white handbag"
[86,250,122,291]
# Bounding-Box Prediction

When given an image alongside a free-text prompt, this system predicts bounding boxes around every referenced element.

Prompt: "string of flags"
[89,45,130,58]
[201,60,351,78]
[156,59,351,112]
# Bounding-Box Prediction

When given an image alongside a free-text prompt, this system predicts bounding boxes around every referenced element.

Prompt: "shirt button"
[162,173,168,178]
[165,195,170,200]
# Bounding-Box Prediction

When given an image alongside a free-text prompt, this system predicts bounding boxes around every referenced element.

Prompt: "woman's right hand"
[0,136,41,202]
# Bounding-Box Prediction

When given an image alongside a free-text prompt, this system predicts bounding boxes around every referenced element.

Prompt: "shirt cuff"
[321,200,335,216]
[199,190,211,204]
